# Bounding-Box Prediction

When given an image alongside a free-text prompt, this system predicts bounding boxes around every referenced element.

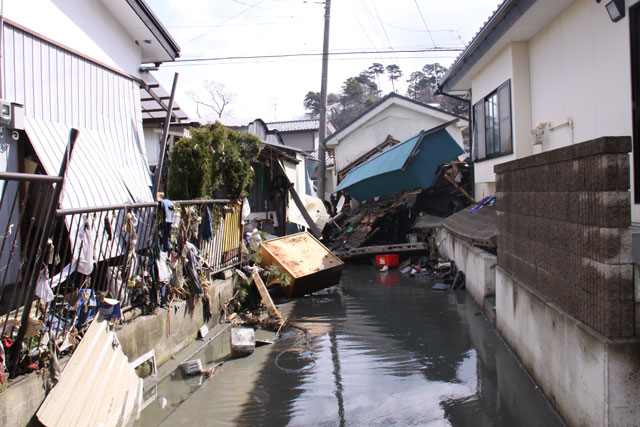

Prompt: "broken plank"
[251,271,284,325]
[288,185,323,237]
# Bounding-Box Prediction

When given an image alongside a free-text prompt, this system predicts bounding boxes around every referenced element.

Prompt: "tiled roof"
[307,149,335,167]
[267,119,319,133]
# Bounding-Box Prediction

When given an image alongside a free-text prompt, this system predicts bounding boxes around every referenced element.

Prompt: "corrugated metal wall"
[2,22,142,133]
[2,23,153,207]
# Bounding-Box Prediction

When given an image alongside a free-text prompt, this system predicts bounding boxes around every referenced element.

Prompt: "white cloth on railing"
[36,269,54,303]
[77,215,95,275]
[48,261,77,289]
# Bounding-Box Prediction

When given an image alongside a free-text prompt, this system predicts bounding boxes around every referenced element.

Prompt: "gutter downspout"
[435,86,474,200]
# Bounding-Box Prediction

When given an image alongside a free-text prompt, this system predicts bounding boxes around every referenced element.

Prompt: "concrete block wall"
[494,136,634,338]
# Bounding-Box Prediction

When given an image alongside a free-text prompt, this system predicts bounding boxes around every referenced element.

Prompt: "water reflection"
[153,265,563,427]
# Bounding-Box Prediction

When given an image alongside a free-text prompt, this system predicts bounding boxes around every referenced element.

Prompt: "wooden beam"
[251,271,284,325]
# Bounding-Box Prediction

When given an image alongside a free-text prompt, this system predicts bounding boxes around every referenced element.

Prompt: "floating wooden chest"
[258,232,344,297]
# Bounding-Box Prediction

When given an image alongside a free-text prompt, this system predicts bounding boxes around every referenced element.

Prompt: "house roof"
[333,122,464,201]
[325,92,467,147]
[100,0,180,63]
[438,0,574,94]
[307,149,335,168]
[267,119,319,133]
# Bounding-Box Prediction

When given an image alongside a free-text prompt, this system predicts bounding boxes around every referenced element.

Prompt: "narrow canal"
[140,264,564,426]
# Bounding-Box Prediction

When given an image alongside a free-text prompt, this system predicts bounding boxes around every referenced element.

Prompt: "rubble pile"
[326,161,474,255]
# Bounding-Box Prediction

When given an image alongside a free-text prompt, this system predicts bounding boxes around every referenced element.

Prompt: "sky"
[150,0,503,124]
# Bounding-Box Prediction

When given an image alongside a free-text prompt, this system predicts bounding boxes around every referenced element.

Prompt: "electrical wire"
[347,2,388,67]
[168,47,462,64]
[160,54,462,68]
[414,0,437,48]
[183,0,266,46]
[370,0,401,65]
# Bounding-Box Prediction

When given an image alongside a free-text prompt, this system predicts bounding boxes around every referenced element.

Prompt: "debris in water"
[180,359,203,375]
[202,362,223,379]
[231,327,255,357]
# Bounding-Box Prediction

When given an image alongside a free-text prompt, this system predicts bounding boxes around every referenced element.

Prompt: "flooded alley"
[138,265,564,427]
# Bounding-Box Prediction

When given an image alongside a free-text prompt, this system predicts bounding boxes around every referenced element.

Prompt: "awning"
[334,123,464,201]
[25,116,153,209]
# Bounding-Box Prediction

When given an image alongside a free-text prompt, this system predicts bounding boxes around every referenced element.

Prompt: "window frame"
[473,79,513,162]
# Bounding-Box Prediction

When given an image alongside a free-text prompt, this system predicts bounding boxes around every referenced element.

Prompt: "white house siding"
[332,103,464,174]
[528,0,633,151]
[144,127,162,167]
[3,0,142,76]
[471,0,640,219]
[471,43,532,199]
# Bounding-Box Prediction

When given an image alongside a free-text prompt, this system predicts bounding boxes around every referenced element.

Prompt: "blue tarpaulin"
[333,123,464,201]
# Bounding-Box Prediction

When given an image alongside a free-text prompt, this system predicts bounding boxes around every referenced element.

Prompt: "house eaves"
[325,92,466,148]
[439,0,573,95]
[100,0,180,63]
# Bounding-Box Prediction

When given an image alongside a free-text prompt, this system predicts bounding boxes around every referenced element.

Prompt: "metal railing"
[0,169,243,376]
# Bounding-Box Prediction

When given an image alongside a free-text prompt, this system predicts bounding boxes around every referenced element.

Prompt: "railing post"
[8,129,78,376]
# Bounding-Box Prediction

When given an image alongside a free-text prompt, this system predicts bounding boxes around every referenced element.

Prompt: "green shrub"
[167,122,261,200]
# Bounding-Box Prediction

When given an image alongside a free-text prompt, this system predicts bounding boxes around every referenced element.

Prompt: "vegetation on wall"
[167,122,261,200]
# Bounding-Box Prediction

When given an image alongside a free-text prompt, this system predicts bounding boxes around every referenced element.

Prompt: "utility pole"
[317,0,331,202]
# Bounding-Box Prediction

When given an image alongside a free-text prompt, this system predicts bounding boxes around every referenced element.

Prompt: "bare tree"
[188,80,234,118]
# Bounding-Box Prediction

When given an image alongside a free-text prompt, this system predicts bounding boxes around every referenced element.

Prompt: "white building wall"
[471,0,639,211]
[471,44,517,199]
[3,0,143,77]
[144,127,161,166]
[528,0,632,151]
[333,104,465,174]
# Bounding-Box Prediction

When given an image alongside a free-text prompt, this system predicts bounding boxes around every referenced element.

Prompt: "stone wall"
[494,136,634,338]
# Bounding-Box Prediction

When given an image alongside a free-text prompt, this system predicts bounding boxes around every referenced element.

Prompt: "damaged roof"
[334,122,464,201]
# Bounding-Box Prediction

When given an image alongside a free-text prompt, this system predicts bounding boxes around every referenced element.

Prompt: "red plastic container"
[375,254,399,268]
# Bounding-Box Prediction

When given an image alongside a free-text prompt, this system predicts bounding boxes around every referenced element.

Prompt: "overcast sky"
[151,0,503,123]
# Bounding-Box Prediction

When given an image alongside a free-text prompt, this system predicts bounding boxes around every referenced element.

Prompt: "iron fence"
[0,169,243,376]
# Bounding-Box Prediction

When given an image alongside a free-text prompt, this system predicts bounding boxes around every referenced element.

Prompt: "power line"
[160,54,463,68]
[414,0,437,48]
[370,0,401,65]
[347,2,388,66]
[183,0,266,46]
[166,47,463,64]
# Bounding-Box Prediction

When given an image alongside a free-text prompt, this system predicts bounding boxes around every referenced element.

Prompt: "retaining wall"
[436,227,497,309]
[0,276,235,427]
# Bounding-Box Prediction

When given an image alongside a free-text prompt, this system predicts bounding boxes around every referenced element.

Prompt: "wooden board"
[258,232,344,297]
[259,232,342,278]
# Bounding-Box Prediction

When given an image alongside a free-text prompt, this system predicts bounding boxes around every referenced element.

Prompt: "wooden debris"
[251,271,284,326]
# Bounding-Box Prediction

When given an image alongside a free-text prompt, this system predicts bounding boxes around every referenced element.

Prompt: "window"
[473,80,512,160]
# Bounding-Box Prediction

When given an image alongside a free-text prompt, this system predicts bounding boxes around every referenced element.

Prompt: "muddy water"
[141,265,564,427]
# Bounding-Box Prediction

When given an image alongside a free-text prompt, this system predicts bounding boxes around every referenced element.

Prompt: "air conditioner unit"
[0,100,24,130]
[531,123,547,145]
[0,100,11,126]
